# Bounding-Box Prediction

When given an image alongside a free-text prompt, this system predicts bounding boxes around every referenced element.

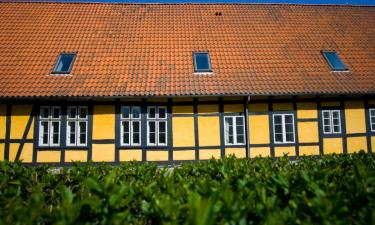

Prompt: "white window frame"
[322,110,342,134]
[273,114,295,144]
[147,106,168,146]
[120,106,141,146]
[39,106,61,147]
[224,115,245,145]
[66,106,88,147]
[369,109,375,132]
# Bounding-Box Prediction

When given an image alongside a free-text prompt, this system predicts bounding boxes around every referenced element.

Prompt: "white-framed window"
[369,109,375,132]
[67,106,88,147]
[147,106,167,146]
[273,114,295,144]
[120,106,141,146]
[224,116,245,145]
[39,106,61,146]
[322,110,341,134]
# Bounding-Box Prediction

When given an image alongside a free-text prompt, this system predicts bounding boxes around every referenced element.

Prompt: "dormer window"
[52,53,76,74]
[193,52,212,73]
[322,51,348,71]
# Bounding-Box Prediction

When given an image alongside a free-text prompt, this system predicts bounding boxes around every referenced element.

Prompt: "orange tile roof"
[0,2,374,98]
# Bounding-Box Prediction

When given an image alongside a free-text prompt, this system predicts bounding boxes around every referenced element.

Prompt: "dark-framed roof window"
[322,51,348,71]
[52,53,76,74]
[193,52,212,72]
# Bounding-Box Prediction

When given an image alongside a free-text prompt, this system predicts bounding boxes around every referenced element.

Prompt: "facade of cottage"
[0,2,374,165]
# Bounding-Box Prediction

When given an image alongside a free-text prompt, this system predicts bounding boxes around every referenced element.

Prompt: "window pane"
[158,107,167,119]
[133,133,140,145]
[323,52,347,71]
[132,107,141,119]
[332,118,340,126]
[122,121,130,144]
[68,121,76,144]
[285,124,294,133]
[236,117,244,126]
[228,135,234,144]
[122,107,130,119]
[274,124,282,133]
[79,107,87,119]
[332,111,340,119]
[52,122,59,144]
[237,134,244,144]
[133,121,140,133]
[54,54,75,73]
[148,107,156,119]
[194,53,211,71]
[159,121,166,133]
[149,121,156,132]
[41,121,48,144]
[41,108,49,118]
[323,118,331,126]
[149,133,156,144]
[159,133,166,144]
[80,133,86,145]
[370,110,375,117]
[284,115,293,124]
[371,124,375,131]
[324,126,331,133]
[68,107,76,119]
[236,125,244,136]
[275,134,283,143]
[274,115,282,124]
[323,111,330,119]
[286,133,294,142]
[333,125,341,133]
[52,108,60,119]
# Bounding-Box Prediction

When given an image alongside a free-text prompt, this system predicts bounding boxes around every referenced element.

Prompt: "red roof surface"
[0,2,374,98]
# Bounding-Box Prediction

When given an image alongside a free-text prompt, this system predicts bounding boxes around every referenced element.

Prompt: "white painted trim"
[224,115,245,145]
[273,114,295,144]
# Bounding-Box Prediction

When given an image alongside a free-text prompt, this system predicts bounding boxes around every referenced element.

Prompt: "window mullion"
[282,115,287,143]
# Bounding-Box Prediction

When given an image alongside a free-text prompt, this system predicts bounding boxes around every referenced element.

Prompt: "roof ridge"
[1,1,375,7]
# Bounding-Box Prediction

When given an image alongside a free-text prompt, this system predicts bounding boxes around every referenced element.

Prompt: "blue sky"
[30,0,375,5]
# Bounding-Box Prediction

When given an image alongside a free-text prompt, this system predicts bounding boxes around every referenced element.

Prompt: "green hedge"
[1,152,375,225]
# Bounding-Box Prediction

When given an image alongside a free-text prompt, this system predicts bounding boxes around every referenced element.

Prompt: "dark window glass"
[41,108,49,119]
[122,107,130,119]
[69,107,77,119]
[132,107,141,119]
[53,54,75,73]
[148,107,156,119]
[194,53,212,72]
[322,51,347,71]
[158,107,166,119]
[79,108,87,119]
[275,134,283,143]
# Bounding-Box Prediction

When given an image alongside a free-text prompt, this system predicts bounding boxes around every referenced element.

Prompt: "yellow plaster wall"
[323,138,343,154]
[249,115,270,144]
[250,147,270,158]
[347,136,367,153]
[37,151,61,163]
[248,103,268,112]
[197,104,219,114]
[198,116,220,146]
[225,148,246,158]
[0,104,6,139]
[93,105,115,140]
[274,146,296,157]
[297,102,317,119]
[372,137,375,152]
[172,105,193,114]
[298,122,319,143]
[0,143,4,161]
[8,143,19,162]
[173,117,195,147]
[92,144,115,162]
[147,151,168,161]
[224,104,243,113]
[273,103,293,111]
[120,150,142,161]
[65,151,88,162]
[345,101,366,134]
[299,146,320,156]
[10,104,33,139]
[18,143,33,163]
[199,149,221,160]
[368,100,375,105]
[173,150,195,160]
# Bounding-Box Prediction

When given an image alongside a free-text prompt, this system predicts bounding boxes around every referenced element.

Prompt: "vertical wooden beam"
[114,99,120,163]
[167,98,173,163]
[364,96,372,153]
[292,96,300,157]
[340,96,348,154]
[219,97,225,158]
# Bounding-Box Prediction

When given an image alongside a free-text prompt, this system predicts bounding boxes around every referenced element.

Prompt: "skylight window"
[322,51,348,71]
[52,53,76,74]
[193,52,212,72]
